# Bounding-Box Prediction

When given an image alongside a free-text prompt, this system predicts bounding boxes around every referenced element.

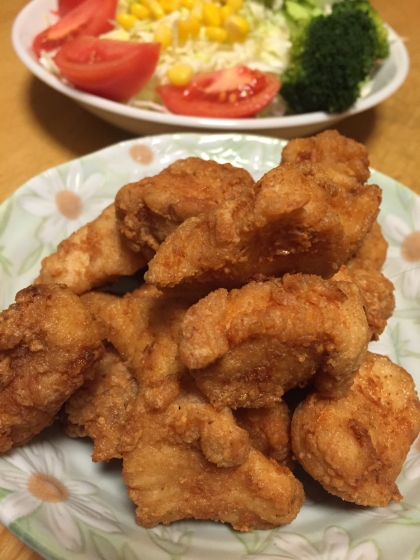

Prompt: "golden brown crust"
[179,274,370,408]
[81,284,191,410]
[64,346,138,462]
[115,157,254,256]
[281,130,382,258]
[281,129,371,193]
[0,284,103,452]
[291,352,420,506]
[35,204,146,295]
[347,221,389,271]
[121,378,304,530]
[234,402,293,468]
[145,162,354,296]
[347,266,395,339]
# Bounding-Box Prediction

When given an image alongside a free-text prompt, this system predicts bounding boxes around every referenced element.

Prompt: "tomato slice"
[58,0,88,18]
[156,66,281,119]
[32,0,117,58]
[53,36,160,101]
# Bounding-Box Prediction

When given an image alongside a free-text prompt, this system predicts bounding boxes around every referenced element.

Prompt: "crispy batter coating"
[0,284,103,452]
[335,221,395,339]
[35,205,146,295]
[121,377,304,530]
[179,274,370,408]
[234,402,293,468]
[347,221,388,271]
[81,284,190,410]
[291,352,420,507]
[346,266,395,339]
[115,157,254,257]
[281,130,371,192]
[145,162,352,295]
[332,265,395,340]
[64,346,138,462]
[281,130,382,257]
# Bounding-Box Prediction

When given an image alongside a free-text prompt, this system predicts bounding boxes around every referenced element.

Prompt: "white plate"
[12,0,410,138]
[1,133,420,560]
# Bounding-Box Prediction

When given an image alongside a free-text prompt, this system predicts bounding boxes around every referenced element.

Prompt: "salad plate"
[12,0,409,138]
[1,132,420,560]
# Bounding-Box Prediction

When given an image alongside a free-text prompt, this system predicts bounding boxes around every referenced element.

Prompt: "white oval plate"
[1,133,420,560]
[12,0,410,138]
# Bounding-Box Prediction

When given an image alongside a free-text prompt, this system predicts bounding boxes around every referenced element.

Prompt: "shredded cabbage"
[101,0,292,112]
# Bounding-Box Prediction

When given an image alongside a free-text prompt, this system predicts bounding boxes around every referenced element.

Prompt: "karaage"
[347,266,395,339]
[347,220,388,271]
[115,157,254,257]
[35,204,146,295]
[64,345,138,462]
[121,376,304,530]
[0,284,103,452]
[234,402,293,468]
[335,221,395,339]
[145,162,352,295]
[281,129,371,192]
[81,284,191,410]
[281,130,382,257]
[179,274,370,408]
[291,352,420,506]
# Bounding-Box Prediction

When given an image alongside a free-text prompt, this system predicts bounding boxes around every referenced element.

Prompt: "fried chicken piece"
[0,284,103,452]
[115,157,254,257]
[81,284,190,410]
[64,345,138,462]
[35,204,146,295]
[347,221,388,271]
[281,130,382,257]
[334,222,395,339]
[345,265,395,339]
[179,274,370,408]
[291,352,420,507]
[339,221,395,338]
[121,377,304,530]
[281,129,370,192]
[234,402,293,468]
[145,162,352,295]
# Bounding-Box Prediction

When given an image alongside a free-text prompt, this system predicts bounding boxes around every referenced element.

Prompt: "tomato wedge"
[156,66,281,119]
[32,0,117,58]
[53,36,161,101]
[58,0,88,18]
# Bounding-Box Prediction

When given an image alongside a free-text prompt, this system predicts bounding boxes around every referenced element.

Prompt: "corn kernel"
[154,22,173,47]
[224,14,249,41]
[220,4,232,22]
[116,13,138,30]
[160,0,180,12]
[226,0,242,12]
[205,26,227,42]
[202,3,221,26]
[191,1,203,20]
[181,0,194,8]
[142,0,165,18]
[167,63,194,86]
[130,3,151,18]
[178,16,201,40]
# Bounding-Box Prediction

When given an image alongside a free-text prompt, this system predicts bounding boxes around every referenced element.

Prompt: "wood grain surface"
[0,0,419,557]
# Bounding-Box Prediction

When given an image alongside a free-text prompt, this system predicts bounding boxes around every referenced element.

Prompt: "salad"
[32,0,390,119]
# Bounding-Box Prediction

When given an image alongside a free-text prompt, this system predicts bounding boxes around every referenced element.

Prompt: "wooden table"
[0,0,419,557]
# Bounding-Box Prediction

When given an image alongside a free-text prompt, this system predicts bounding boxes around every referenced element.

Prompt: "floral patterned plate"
[0,133,419,560]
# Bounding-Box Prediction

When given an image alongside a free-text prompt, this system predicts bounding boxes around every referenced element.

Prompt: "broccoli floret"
[333,0,389,59]
[280,0,390,114]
